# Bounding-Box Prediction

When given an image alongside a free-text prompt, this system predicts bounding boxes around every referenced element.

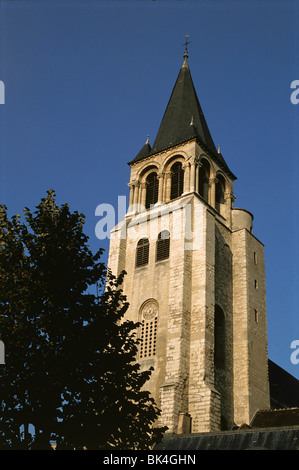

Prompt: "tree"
[0,190,166,449]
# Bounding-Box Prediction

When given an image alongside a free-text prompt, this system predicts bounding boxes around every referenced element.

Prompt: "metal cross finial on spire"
[182,34,191,67]
[183,34,191,50]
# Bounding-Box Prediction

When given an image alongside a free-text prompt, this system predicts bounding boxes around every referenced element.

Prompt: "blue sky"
[0,0,298,379]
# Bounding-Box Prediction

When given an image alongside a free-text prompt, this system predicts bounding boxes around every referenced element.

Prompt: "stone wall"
[232,228,270,426]
[214,221,234,429]
[107,139,270,435]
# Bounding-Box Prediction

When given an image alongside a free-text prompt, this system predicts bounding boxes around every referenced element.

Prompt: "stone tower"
[107,47,270,434]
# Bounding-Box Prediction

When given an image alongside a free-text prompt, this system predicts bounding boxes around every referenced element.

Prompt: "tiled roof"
[155,426,299,450]
[250,408,299,428]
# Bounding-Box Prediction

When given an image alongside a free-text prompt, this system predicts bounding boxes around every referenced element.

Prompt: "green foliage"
[0,190,166,449]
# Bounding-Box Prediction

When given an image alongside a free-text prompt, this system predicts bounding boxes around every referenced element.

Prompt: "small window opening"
[198,159,210,202]
[145,172,159,209]
[136,238,149,267]
[215,174,225,213]
[170,162,184,200]
[156,230,170,262]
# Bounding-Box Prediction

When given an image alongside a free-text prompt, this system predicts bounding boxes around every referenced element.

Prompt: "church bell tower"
[107,45,270,434]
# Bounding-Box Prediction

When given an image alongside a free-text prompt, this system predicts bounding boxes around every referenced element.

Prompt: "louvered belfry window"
[156,230,170,262]
[170,162,184,200]
[136,238,149,267]
[145,172,159,209]
[198,159,210,202]
[139,300,158,359]
[215,175,225,213]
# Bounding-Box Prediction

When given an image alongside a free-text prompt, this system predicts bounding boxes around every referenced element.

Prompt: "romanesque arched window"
[145,172,159,209]
[136,238,149,267]
[214,305,225,369]
[215,174,226,213]
[139,300,158,359]
[156,230,170,262]
[198,159,210,202]
[170,162,184,200]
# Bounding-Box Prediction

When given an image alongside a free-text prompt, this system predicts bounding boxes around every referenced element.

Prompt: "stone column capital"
[194,155,201,166]
[225,191,236,201]
[129,179,140,188]
[210,177,218,184]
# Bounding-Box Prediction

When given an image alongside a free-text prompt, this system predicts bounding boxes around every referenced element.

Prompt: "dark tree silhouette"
[0,190,166,449]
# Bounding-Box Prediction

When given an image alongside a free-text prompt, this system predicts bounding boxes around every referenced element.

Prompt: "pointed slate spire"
[132,135,151,163]
[129,44,236,179]
[150,48,218,157]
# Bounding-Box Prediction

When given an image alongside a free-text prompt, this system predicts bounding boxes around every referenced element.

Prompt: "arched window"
[139,300,158,359]
[215,174,225,213]
[145,172,159,209]
[136,238,149,267]
[156,230,170,262]
[214,305,225,369]
[170,162,184,200]
[198,159,210,202]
